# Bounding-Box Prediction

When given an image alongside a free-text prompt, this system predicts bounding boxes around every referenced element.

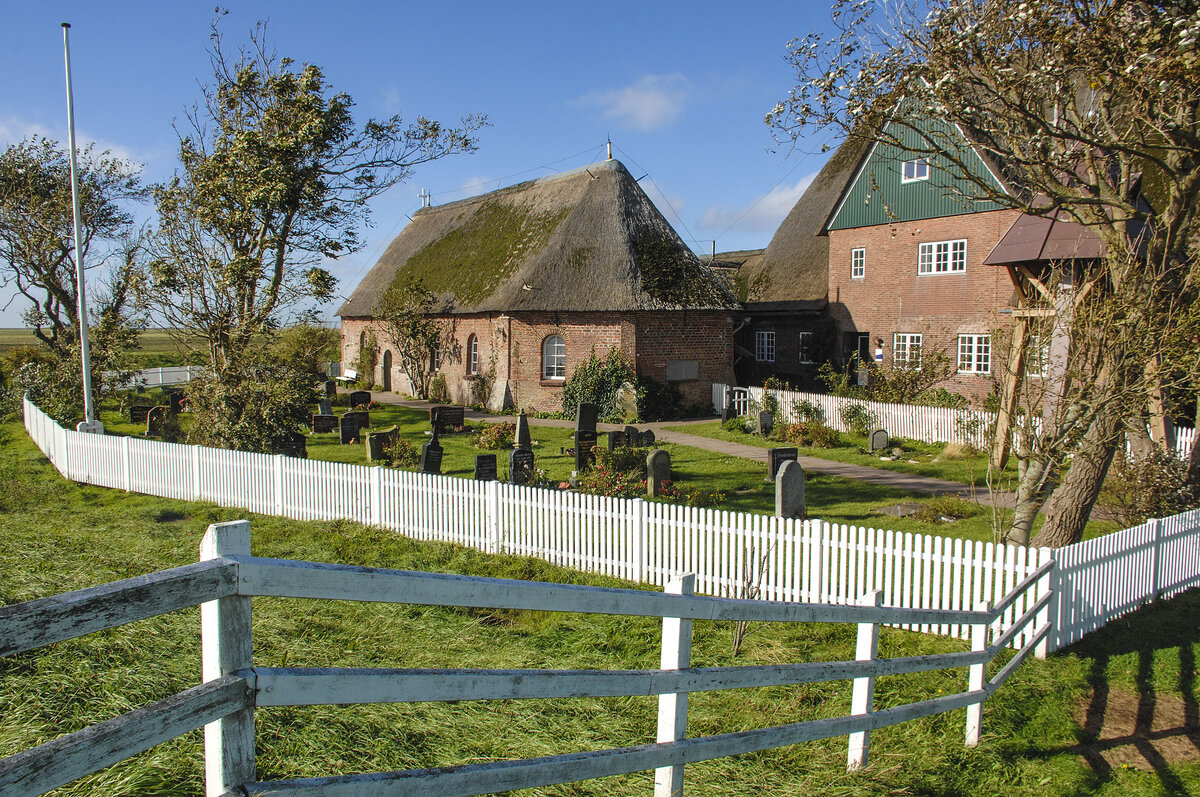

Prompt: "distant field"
[0,328,205,367]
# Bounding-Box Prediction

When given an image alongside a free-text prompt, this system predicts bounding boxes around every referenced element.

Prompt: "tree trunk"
[1006,455,1055,546]
[1033,406,1123,547]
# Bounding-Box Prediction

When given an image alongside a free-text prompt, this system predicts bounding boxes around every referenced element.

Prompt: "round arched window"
[542,335,565,380]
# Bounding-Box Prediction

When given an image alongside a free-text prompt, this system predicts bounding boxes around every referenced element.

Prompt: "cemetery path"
[364,394,1015,508]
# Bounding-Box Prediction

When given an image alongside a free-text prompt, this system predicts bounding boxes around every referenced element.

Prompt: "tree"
[373,277,446,399]
[770,0,1200,546]
[139,19,486,379]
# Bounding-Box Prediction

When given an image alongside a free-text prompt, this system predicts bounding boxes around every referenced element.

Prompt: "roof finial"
[606,138,612,161]
[418,187,431,208]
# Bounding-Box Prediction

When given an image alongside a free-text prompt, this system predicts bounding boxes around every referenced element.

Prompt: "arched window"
[542,335,565,380]
[359,331,367,352]
[467,334,479,375]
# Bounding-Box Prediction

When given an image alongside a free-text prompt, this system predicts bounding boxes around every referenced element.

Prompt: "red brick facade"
[341,310,734,414]
[827,209,1021,401]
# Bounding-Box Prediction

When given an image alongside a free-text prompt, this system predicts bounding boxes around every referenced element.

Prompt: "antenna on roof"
[606,137,612,160]
[418,188,431,208]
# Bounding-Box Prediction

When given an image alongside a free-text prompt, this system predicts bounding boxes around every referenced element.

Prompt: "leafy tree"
[139,19,486,379]
[770,0,1200,546]
[271,320,340,385]
[373,277,445,399]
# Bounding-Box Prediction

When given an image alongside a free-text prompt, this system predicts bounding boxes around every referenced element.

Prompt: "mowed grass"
[4,418,1200,796]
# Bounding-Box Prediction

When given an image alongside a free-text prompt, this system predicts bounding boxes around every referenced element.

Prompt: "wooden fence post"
[847,589,883,770]
[122,436,132,492]
[192,445,203,501]
[273,455,285,516]
[965,601,990,747]
[656,573,695,797]
[1149,518,1163,603]
[630,498,646,583]
[370,466,383,528]
[200,521,255,796]
[487,479,502,554]
[1036,549,1055,660]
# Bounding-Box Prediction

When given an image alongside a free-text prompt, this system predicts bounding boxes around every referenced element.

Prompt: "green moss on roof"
[391,200,570,306]
[634,236,732,308]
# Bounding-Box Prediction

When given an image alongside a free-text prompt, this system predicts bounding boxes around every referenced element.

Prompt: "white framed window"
[918,239,967,275]
[902,157,930,183]
[893,333,922,369]
[958,334,991,374]
[755,330,776,363]
[1027,335,1050,378]
[798,331,814,364]
[851,247,866,279]
[467,334,479,375]
[430,342,441,372]
[542,335,565,380]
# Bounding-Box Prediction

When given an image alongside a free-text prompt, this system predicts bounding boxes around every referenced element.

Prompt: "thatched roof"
[338,159,735,317]
[733,136,870,303]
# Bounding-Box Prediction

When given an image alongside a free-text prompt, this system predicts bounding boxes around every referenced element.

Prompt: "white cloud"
[575,74,690,132]
[698,172,819,234]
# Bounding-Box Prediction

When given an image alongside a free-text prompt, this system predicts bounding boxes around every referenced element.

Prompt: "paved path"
[358,392,1008,505]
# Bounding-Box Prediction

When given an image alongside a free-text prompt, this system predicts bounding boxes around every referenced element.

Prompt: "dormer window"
[901,158,929,183]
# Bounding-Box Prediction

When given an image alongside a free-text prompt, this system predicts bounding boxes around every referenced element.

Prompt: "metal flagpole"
[61,22,103,434]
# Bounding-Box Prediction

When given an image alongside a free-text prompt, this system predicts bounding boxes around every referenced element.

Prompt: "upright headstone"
[342,410,370,429]
[474,454,498,482]
[318,397,333,416]
[646,449,672,498]
[145,406,167,436]
[509,447,535,485]
[339,413,362,444]
[365,426,399,462]
[574,431,598,472]
[324,379,338,398]
[624,425,639,445]
[608,430,626,451]
[576,402,600,433]
[868,428,890,453]
[420,430,444,474]
[166,389,185,414]
[348,390,371,408]
[310,414,337,433]
[130,404,153,424]
[758,411,774,436]
[515,412,532,449]
[639,429,656,446]
[767,447,798,480]
[775,460,806,519]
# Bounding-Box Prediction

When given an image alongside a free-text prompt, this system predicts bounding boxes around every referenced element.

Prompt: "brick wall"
[827,209,1021,402]
[633,311,734,408]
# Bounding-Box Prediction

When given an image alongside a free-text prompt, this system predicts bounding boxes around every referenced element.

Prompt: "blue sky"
[0,1,841,327]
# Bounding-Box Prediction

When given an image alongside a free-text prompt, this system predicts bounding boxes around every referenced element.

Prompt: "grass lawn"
[0,327,206,368]
[2,418,1199,796]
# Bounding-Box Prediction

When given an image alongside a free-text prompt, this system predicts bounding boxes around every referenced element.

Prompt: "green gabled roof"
[828,110,1007,231]
[337,159,735,317]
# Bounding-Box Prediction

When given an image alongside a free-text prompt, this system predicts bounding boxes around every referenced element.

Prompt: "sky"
[0,1,843,327]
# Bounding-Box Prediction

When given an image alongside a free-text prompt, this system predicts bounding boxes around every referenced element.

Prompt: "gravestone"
[722,402,736,424]
[145,406,167,436]
[767,447,798,480]
[365,425,399,462]
[339,413,362,444]
[348,390,371,408]
[775,460,806,519]
[758,411,774,436]
[639,429,656,447]
[281,431,308,459]
[166,389,185,414]
[474,454,498,482]
[868,428,890,453]
[420,431,444,474]
[318,397,333,416]
[608,430,626,451]
[509,447,535,485]
[343,410,370,428]
[130,404,153,424]
[324,380,338,398]
[574,430,598,472]
[515,412,532,449]
[310,414,338,434]
[430,405,465,433]
[624,425,639,445]
[646,449,672,498]
[576,402,600,433]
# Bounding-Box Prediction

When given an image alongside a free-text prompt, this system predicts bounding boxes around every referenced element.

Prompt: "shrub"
[783,422,839,448]
[792,399,826,425]
[562,348,631,422]
[595,445,651,478]
[636,377,682,422]
[658,481,727,508]
[427,374,450,403]
[381,437,420,468]
[474,422,515,450]
[355,333,377,389]
[184,362,316,454]
[1101,451,1200,527]
[839,402,879,436]
[576,462,644,498]
[912,496,982,524]
[722,416,748,434]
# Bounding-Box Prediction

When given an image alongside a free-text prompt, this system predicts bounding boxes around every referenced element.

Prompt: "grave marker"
[639,429,656,446]
[420,431,444,474]
[868,428,890,453]
[574,430,598,472]
[430,405,465,433]
[767,447,798,480]
[324,380,338,398]
[647,449,672,498]
[145,406,167,436]
[474,454,498,482]
[576,402,600,433]
[348,390,371,408]
[365,426,399,462]
[310,414,338,434]
[775,460,806,519]
[130,405,153,424]
[339,414,362,444]
[758,411,774,436]
[318,397,332,416]
[166,389,185,414]
[515,412,532,449]
[509,447,535,485]
[608,430,626,451]
[624,425,639,444]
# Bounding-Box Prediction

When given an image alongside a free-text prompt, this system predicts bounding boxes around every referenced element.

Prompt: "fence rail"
[0,520,1048,797]
[21,396,1200,654]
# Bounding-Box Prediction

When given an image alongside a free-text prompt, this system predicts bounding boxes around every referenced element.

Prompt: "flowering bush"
[576,463,645,498]
[657,480,727,508]
[381,438,419,468]
[474,422,515,450]
[783,421,839,448]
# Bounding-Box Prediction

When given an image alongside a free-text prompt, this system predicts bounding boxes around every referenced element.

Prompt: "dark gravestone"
[767,447,799,480]
[318,397,333,416]
[574,430,598,472]
[775,460,806,519]
[758,411,774,436]
[348,390,371,408]
[146,406,167,436]
[339,414,362,445]
[576,402,600,433]
[324,380,338,398]
[310,414,338,434]
[608,430,626,451]
[365,425,399,462]
[166,389,185,414]
[868,428,890,453]
[130,405,153,424]
[420,432,444,474]
[281,431,308,459]
[624,425,639,445]
[430,405,465,433]
[343,410,370,429]
[474,454,498,482]
[515,412,532,449]
[639,429,656,447]
[509,447,535,485]
[646,449,672,498]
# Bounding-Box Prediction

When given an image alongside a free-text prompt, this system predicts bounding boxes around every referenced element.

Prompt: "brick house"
[336,157,736,414]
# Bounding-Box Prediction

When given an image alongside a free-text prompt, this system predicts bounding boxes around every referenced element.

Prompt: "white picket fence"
[22,396,1200,653]
[714,383,1196,459]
